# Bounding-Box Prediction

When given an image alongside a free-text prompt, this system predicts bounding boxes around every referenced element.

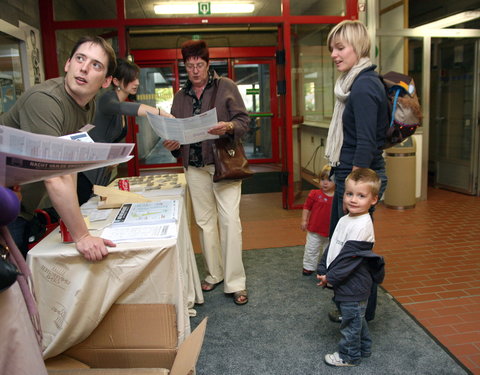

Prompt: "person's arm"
[100,91,174,119]
[351,78,382,168]
[301,209,310,231]
[44,175,116,261]
[209,78,249,138]
[137,104,174,118]
[326,254,362,287]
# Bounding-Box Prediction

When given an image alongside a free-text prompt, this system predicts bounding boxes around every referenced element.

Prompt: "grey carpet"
[192,246,470,375]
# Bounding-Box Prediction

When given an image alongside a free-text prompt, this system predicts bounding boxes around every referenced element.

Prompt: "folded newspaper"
[0,125,135,186]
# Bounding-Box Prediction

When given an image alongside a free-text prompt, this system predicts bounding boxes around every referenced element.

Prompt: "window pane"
[53,0,116,20]
[0,32,24,114]
[290,24,335,204]
[291,24,336,124]
[126,0,281,18]
[290,0,346,16]
[136,66,176,165]
[234,63,272,159]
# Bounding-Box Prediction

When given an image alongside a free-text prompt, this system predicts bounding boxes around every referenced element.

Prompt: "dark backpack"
[380,71,422,149]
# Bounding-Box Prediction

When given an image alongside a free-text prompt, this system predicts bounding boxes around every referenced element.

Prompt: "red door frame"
[132,48,279,169]
[37,0,358,209]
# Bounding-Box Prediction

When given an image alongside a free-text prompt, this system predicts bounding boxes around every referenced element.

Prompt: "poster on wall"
[19,21,45,87]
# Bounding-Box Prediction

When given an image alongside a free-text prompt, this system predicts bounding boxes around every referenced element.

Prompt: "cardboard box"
[48,369,169,375]
[45,355,90,370]
[46,304,206,375]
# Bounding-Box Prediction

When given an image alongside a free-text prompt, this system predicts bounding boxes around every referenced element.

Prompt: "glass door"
[132,64,178,169]
[232,59,278,163]
[430,38,479,194]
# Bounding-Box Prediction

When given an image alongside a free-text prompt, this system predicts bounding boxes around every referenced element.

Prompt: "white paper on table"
[146,108,219,144]
[112,200,179,226]
[101,222,177,243]
[141,187,184,198]
[88,209,112,222]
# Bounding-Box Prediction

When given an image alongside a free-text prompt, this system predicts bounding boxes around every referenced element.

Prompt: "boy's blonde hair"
[327,20,371,59]
[319,165,332,180]
[345,168,381,197]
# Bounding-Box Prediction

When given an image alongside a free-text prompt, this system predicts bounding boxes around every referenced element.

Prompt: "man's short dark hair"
[69,36,117,77]
[181,40,209,63]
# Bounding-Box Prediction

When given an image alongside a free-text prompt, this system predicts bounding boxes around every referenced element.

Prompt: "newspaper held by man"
[146,107,219,144]
[0,125,134,186]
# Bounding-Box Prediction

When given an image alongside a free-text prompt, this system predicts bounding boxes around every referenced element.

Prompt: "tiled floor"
[226,188,479,374]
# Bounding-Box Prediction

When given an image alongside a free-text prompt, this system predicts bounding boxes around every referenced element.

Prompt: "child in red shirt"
[301,165,335,275]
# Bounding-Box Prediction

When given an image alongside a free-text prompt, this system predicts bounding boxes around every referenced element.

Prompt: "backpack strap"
[390,88,401,128]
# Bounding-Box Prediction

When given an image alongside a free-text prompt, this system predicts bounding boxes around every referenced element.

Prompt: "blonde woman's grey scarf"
[325,57,373,167]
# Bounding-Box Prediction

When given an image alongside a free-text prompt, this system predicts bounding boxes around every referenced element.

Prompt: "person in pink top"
[300,165,335,275]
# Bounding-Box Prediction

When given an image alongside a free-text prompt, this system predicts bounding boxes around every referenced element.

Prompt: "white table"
[27,179,203,359]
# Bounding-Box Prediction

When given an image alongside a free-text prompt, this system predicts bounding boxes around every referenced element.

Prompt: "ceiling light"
[154,2,255,15]
[415,9,480,29]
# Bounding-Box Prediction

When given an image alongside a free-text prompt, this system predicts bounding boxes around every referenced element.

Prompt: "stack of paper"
[112,200,179,226]
[101,200,179,243]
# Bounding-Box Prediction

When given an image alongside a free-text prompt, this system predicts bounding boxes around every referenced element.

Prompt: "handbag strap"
[1,226,43,347]
[208,78,220,110]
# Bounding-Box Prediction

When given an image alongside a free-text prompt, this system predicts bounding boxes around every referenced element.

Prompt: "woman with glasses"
[163,40,250,305]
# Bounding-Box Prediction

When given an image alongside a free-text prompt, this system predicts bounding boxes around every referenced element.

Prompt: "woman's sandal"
[233,290,248,305]
[201,280,222,292]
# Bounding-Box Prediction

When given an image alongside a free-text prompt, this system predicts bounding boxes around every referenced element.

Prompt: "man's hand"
[75,234,116,261]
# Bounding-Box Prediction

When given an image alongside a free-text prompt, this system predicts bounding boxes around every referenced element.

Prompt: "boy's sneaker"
[328,309,342,322]
[302,268,313,276]
[324,352,357,367]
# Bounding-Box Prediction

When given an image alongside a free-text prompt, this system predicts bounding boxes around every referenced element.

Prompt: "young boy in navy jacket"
[317,168,385,367]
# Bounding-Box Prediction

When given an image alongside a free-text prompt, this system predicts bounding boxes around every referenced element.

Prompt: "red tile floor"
[229,188,479,374]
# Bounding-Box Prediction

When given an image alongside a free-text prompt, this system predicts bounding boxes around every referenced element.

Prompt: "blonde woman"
[324,20,389,325]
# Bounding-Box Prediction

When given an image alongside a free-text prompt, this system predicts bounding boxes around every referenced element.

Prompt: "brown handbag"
[209,78,254,183]
[212,138,254,182]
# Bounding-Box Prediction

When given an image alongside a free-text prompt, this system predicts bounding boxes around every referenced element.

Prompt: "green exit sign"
[198,2,211,15]
[246,88,260,95]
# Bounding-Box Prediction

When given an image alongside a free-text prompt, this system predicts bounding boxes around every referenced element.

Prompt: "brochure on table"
[113,200,179,226]
[101,200,180,243]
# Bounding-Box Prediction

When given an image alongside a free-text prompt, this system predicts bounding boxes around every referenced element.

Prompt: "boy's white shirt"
[326,213,375,268]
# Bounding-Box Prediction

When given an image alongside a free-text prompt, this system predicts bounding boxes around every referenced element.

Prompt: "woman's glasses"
[185,62,207,71]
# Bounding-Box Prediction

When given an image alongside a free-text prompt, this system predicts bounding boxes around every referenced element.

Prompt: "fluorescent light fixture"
[154,3,197,14]
[415,9,480,29]
[211,3,254,13]
[154,2,255,15]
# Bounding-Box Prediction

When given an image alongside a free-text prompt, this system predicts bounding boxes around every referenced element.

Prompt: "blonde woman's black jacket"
[317,240,385,302]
